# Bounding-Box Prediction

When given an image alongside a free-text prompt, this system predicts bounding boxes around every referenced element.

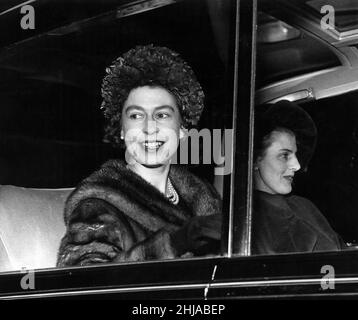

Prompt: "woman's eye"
[129,113,144,120]
[280,153,289,160]
[156,112,170,120]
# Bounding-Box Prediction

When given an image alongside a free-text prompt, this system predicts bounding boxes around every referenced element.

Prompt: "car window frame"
[0,0,246,299]
[228,0,257,257]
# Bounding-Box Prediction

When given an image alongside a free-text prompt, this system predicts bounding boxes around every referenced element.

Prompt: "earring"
[179,126,188,139]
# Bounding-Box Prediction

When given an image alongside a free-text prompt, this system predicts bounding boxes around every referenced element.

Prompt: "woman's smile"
[121,86,185,167]
[142,140,165,151]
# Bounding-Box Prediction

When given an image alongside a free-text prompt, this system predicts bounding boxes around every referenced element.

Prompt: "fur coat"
[57,160,221,266]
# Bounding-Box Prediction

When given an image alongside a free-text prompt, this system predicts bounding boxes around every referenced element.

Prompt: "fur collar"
[64,160,221,233]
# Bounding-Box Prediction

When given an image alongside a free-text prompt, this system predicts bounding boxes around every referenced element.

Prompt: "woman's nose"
[143,120,159,135]
[289,155,301,172]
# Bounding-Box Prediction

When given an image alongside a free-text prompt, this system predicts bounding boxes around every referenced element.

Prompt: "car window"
[0,0,237,274]
[245,0,358,257]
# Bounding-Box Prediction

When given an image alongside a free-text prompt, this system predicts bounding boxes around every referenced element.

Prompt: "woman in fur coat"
[57,45,222,267]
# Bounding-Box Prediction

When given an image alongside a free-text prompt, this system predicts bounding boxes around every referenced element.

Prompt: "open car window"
[0,0,239,279]
[245,0,358,257]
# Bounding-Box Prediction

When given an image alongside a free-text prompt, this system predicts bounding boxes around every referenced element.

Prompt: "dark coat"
[57,160,221,266]
[251,190,344,254]
[168,190,345,256]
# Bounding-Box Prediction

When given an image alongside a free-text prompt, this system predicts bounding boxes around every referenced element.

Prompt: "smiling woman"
[122,86,185,174]
[56,45,222,267]
[254,128,301,195]
[251,101,344,254]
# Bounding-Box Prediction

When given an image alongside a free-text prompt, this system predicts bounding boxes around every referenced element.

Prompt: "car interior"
[0,0,233,272]
[256,4,358,247]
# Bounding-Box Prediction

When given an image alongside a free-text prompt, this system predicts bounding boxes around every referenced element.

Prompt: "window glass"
[0,0,236,273]
[252,1,358,256]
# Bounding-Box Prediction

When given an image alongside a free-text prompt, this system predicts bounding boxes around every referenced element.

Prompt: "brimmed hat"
[255,100,317,169]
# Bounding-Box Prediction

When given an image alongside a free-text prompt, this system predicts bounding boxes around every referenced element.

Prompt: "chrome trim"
[0,282,208,300]
[218,292,358,300]
[0,0,36,16]
[266,88,315,104]
[231,0,257,258]
[245,0,257,258]
[211,277,358,288]
[257,67,340,92]
[227,0,241,259]
[204,264,218,300]
[318,80,358,99]
[3,276,358,299]
[255,65,358,105]
[116,0,178,18]
[325,27,358,42]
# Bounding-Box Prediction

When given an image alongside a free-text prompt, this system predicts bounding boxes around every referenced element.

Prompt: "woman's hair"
[101,44,205,147]
[254,101,317,169]
[254,126,296,161]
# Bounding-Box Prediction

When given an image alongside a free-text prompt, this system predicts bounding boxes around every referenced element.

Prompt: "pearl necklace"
[125,164,179,204]
[166,178,179,205]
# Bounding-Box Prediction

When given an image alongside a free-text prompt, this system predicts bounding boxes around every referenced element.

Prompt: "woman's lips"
[283,175,294,183]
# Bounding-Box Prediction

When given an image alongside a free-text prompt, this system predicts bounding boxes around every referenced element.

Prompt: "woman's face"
[121,86,185,167]
[254,130,301,195]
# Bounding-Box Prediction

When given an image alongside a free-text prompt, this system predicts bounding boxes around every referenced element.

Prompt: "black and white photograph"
[0,0,357,304]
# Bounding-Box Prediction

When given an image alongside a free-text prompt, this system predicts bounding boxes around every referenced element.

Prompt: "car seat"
[0,185,73,272]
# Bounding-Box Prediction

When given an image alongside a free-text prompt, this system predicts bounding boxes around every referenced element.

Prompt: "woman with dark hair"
[56,45,221,266]
[171,100,345,256]
[252,100,344,254]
